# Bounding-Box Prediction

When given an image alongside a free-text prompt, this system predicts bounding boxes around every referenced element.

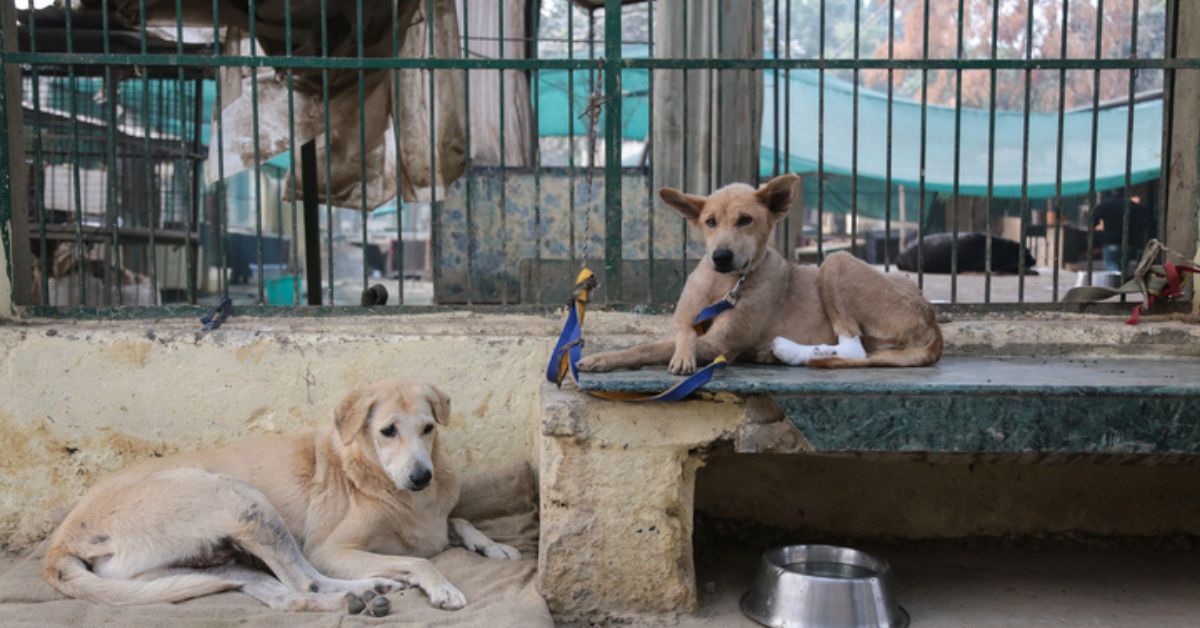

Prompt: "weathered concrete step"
[578,356,1200,454]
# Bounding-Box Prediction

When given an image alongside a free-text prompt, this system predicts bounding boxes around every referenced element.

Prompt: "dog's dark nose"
[711,248,734,270]
[408,467,433,491]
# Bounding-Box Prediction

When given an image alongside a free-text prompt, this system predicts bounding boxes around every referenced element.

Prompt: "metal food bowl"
[740,545,908,628]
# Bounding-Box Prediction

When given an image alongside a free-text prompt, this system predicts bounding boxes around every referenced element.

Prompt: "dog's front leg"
[310,548,467,610]
[449,518,520,560]
[668,326,698,374]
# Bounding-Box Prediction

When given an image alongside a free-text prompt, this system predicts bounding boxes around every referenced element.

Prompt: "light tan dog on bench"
[577,174,941,373]
[43,379,519,616]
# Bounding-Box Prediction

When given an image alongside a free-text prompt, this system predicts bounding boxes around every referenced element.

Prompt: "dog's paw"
[482,542,521,560]
[575,354,612,373]
[344,591,392,617]
[421,578,467,610]
[668,352,697,375]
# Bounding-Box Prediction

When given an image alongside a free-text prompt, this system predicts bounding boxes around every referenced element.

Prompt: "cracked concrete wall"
[0,314,584,550]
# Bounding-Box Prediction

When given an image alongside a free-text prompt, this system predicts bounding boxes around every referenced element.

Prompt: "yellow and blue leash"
[546,268,735,401]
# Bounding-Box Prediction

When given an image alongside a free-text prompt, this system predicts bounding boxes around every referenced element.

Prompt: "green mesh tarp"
[534,59,1163,200]
[535,47,649,141]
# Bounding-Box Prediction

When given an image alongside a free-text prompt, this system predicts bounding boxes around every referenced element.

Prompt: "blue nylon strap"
[546,298,582,386]
[545,273,733,399]
[692,298,735,335]
[637,356,728,401]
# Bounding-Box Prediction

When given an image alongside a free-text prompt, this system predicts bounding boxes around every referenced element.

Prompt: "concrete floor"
[684,541,1200,627]
[7,541,1199,626]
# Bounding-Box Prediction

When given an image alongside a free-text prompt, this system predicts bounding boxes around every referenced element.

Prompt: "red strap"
[1126,294,1156,325]
[1165,263,1182,298]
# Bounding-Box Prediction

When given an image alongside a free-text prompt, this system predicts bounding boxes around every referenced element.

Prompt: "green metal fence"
[0,0,1194,316]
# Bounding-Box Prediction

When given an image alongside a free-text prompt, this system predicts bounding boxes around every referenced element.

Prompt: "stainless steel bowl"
[740,545,908,628]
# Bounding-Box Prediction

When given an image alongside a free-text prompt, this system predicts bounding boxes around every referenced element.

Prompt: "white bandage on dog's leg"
[833,335,867,360]
[771,337,818,365]
[771,335,867,365]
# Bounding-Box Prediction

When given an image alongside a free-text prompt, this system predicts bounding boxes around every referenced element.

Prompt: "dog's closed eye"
[736,215,753,227]
[380,425,397,438]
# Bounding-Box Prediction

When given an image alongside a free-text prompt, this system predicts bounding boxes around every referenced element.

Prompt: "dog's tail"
[808,325,943,369]
[44,544,241,606]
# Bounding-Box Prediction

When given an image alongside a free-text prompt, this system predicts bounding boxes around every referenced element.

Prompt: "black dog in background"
[896,233,1037,275]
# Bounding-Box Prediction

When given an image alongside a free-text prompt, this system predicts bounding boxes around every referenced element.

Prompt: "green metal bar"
[532,1,542,304]
[771,0,779,188]
[568,2,576,271]
[0,1,13,309]
[249,0,264,304]
[680,0,688,279]
[286,0,300,305]
[603,0,622,303]
[850,0,859,258]
[321,0,334,304]
[427,0,438,303]
[27,10,48,304]
[357,0,368,294]
[1085,0,1105,285]
[816,0,824,259]
[1052,0,1069,302]
[782,0,790,255]
[1158,0,1179,244]
[137,0,158,303]
[393,0,405,304]
[951,0,964,303]
[1119,0,1141,292]
[462,0,473,304]
[176,0,194,304]
[213,0,228,299]
[499,0,508,305]
[9,53,1199,71]
[708,1,718,191]
[66,5,86,304]
[984,0,998,302]
[917,0,929,292]
[645,0,653,302]
[1018,0,1034,303]
[884,0,894,271]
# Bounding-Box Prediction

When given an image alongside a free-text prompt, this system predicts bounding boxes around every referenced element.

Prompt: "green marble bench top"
[576,356,1200,398]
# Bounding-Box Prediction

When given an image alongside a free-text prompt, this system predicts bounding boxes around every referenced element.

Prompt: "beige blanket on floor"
[0,464,548,627]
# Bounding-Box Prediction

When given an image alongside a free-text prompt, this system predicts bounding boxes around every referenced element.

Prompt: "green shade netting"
[534,50,1163,200]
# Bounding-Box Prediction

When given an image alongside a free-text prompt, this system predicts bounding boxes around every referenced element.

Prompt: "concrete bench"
[536,356,1200,621]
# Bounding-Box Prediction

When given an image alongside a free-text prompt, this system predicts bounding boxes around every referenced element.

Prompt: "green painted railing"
[0,0,1192,316]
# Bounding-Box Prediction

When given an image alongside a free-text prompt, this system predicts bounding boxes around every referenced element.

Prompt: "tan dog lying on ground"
[43,379,519,616]
[577,174,941,373]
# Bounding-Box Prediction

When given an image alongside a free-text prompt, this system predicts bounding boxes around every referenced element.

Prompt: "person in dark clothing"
[1091,189,1154,271]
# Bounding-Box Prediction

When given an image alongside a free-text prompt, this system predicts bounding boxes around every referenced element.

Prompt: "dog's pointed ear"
[659,187,707,224]
[756,174,800,216]
[424,384,452,426]
[335,388,376,445]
